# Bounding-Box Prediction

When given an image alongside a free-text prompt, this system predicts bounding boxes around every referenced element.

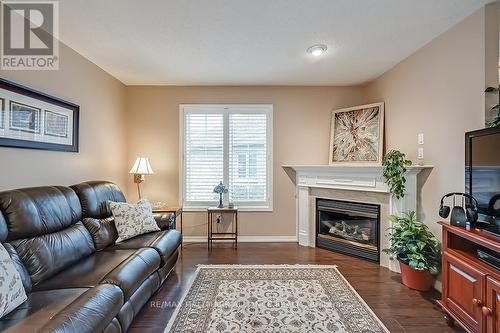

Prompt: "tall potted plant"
[383,211,441,291]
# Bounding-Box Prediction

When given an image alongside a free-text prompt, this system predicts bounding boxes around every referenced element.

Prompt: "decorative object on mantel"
[329,102,384,165]
[382,149,412,199]
[0,78,79,152]
[164,265,389,333]
[484,86,500,127]
[213,181,228,208]
[129,157,154,199]
[383,211,441,291]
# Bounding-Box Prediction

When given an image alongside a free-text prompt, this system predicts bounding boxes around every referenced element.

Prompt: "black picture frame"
[0,77,79,152]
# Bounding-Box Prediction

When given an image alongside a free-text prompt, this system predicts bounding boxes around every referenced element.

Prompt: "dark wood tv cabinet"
[437,221,500,333]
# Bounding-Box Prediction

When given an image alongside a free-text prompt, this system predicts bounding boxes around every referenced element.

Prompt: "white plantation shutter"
[229,113,268,202]
[184,113,224,202]
[181,105,272,210]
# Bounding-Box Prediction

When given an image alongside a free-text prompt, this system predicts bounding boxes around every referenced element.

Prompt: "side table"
[152,204,183,245]
[207,207,238,250]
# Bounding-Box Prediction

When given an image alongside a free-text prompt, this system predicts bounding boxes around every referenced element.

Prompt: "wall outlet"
[418,133,424,145]
[418,147,424,159]
[216,215,222,223]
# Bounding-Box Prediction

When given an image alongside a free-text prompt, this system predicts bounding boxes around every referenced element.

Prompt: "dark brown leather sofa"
[0,181,181,333]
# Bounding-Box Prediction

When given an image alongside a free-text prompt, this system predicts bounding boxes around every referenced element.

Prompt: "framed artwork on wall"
[0,78,79,152]
[329,102,384,165]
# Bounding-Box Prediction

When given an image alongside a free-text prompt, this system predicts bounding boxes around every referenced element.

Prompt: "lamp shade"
[129,157,154,175]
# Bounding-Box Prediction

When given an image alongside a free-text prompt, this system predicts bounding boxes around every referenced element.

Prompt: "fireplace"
[316,198,380,262]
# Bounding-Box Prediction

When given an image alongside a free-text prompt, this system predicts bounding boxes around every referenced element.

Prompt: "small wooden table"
[207,207,238,250]
[152,204,183,244]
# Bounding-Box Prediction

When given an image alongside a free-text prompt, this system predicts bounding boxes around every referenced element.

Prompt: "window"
[180,104,272,211]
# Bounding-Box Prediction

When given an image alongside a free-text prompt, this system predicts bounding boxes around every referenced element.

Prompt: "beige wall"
[124,86,365,237]
[0,43,127,191]
[363,7,488,236]
[0,5,492,241]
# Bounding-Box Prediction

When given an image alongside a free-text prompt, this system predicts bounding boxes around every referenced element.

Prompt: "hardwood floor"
[129,243,464,333]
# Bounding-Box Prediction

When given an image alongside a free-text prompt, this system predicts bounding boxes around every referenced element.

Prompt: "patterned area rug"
[165,265,389,333]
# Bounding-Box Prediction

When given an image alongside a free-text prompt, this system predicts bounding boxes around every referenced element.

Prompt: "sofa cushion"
[71,181,126,219]
[110,230,181,264]
[0,288,88,332]
[109,199,160,243]
[0,186,82,241]
[83,217,118,251]
[11,222,95,286]
[0,243,27,318]
[2,243,31,293]
[101,248,161,300]
[38,284,123,333]
[33,249,137,291]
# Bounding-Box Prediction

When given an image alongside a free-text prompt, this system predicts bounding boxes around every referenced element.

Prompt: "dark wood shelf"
[438,221,499,333]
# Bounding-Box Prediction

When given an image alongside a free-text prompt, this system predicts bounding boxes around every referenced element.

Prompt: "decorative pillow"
[108,199,160,243]
[82,217,118,251]
[0,243,27,318]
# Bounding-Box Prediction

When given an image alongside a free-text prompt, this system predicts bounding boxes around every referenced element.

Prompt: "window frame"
[179,104,273,212]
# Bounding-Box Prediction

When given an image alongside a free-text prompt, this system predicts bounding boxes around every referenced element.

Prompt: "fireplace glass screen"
[316,198,380,262]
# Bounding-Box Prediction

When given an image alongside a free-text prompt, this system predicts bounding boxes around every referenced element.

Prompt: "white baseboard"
[183,235,298,243]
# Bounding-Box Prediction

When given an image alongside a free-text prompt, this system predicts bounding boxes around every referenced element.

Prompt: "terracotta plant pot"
[399,261,435,291]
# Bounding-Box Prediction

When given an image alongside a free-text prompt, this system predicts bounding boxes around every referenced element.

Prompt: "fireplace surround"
[283,164,432,272]
[316,198,380,262]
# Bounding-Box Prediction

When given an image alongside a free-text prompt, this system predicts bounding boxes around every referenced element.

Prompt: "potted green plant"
[383,211,441,291]
[382,149,412,199]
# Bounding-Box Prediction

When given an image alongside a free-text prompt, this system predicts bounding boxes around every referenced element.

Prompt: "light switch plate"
[418,133,424,145]
[418,147,424,159]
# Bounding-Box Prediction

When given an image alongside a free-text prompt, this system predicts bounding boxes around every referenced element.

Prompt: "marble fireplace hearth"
[283,165,432,272]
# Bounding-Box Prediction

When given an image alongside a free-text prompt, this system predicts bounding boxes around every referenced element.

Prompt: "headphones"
[439,192,478,227]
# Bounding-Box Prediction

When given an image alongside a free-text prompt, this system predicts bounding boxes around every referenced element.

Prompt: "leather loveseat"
[0,181,181,333]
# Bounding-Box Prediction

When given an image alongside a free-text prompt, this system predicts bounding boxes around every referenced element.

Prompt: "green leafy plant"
[485,86,500,127]
[383,211,441,275]
[382,150,412,199]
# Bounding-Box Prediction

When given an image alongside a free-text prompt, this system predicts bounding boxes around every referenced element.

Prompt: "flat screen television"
[465,127,500,228]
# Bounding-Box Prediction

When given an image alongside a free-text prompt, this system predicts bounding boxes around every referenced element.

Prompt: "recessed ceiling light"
[307,44,327,57]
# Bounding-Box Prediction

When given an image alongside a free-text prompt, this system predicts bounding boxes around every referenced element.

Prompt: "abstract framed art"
[329,102,384,165]
[0,78,79,152]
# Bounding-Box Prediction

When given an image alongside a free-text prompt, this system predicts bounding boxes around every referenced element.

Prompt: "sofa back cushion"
[10,222,95,285]
[0,186,82,241]
[0,186,94,286]
[71,181,126,219]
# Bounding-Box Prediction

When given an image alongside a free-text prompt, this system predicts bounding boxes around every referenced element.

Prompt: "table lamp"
[129,157,154,199]
[213,181,228,208]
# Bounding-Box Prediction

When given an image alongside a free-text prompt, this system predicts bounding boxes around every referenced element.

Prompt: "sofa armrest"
[37,284,123,333]
[153,212,175,230]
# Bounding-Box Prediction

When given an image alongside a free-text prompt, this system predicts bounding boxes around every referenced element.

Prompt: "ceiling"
[58,0,492,86]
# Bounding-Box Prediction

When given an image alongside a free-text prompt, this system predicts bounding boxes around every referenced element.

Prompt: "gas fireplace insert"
[316,198,380,262]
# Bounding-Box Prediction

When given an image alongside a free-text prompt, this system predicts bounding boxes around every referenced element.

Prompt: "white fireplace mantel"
[282,164,433,271]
